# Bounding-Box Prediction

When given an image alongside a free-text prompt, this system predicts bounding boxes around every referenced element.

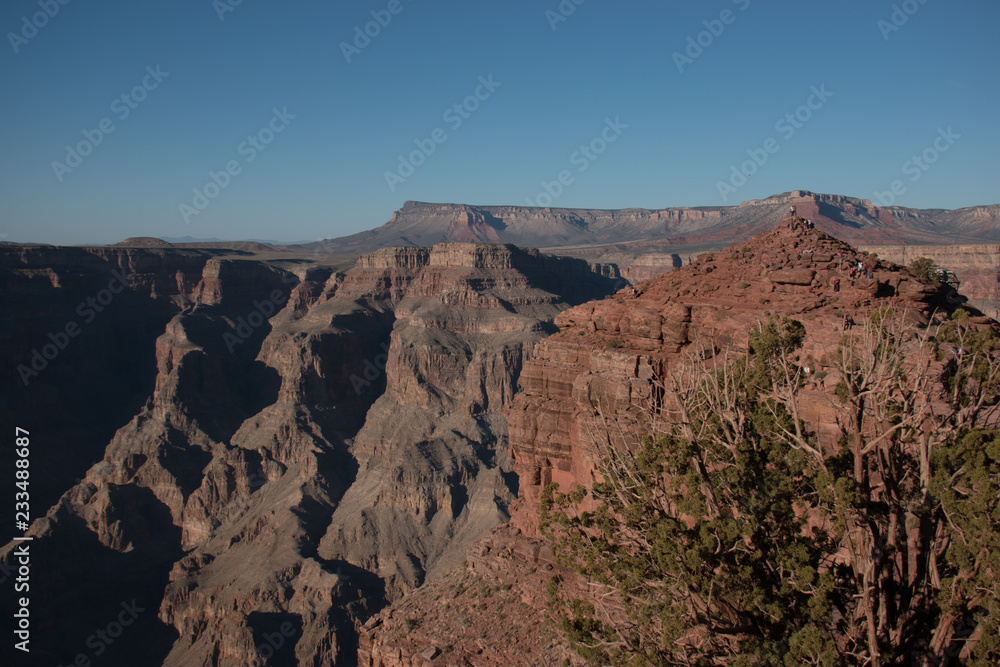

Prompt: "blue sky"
[0,0,997,245]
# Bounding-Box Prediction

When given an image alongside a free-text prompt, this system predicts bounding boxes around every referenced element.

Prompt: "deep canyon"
[3,193,999,665]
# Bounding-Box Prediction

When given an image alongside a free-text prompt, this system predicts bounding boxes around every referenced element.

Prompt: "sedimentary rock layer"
[360,220,984,665]
[0,243,617,665]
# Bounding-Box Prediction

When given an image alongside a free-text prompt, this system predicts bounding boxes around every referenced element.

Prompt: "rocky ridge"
[507,221,957,524]
[358,218,987,666]
[97,193,1000,323]
[859,243,1000,319]
[0,242,617,665]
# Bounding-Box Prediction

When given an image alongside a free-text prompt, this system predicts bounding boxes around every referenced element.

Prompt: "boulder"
[768,269,816,285]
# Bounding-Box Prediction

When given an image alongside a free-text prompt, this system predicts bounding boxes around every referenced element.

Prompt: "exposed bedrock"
[0,242,617,665]
[359,221,992,665]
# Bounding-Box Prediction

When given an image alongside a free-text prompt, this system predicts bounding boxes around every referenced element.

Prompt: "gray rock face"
[0,242,617,666]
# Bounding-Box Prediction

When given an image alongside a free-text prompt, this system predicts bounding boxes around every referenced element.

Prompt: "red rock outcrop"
[860,243,1000,319]
[358,219,984,666]
[505,220,955,526]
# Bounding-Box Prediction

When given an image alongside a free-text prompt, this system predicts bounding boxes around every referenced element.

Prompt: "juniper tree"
[541,312,1000,666]
[908,258,941,287]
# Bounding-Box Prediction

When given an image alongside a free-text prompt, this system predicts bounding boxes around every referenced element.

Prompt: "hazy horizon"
[7,189,1000,247]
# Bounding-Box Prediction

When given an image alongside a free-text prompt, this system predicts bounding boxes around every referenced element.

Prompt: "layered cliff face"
[312,244,606,598]
[506,223,963,527]
[0,243,617,665]
[359,220,983,666]
[0,245,214,540]
[288,194,999,304]
[301,191,1000,258]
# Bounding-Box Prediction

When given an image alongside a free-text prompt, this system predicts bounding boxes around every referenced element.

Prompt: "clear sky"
[0,0,997,245]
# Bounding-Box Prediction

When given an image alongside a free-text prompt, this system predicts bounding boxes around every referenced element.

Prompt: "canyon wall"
[2,226,991,665]
[359,222,968,666]
[0,243,617,666]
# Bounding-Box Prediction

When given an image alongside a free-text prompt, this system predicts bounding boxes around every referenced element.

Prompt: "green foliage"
[606,338,623,350]
[546,575,562,606]
[542,317,842,664]
[541,312,1000,666]
[909,256,942,286]
[930,429,1000,665]
[559,599,618,664]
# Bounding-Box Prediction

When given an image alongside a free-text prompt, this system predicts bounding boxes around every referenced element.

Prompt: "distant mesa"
[114,237,275,252]
[303,191,1000,257]
[115,236,174,247]
[106,190,999,263]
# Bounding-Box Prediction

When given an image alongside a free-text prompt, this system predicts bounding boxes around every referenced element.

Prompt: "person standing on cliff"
[833,278,840,292]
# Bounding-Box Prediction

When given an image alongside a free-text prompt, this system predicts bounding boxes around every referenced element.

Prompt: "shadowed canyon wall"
[0,243,617,666]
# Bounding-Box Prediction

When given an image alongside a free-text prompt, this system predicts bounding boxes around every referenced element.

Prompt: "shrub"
[908,256,942,286]
[545,575,561,606]
[542,313,1000,666]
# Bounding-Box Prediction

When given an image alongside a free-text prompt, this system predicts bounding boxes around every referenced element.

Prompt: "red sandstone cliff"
[358,220,984,666]
[858,243,1000,319]
[1,223,990,665]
